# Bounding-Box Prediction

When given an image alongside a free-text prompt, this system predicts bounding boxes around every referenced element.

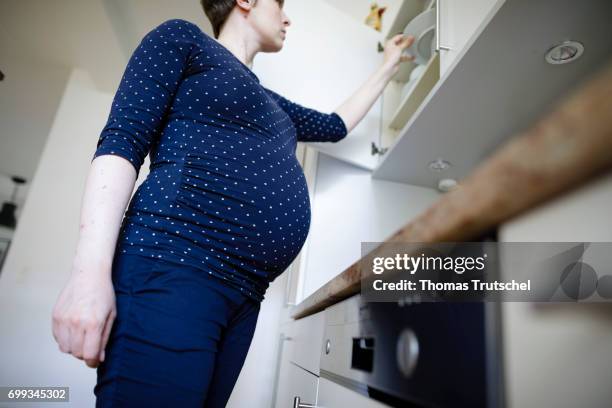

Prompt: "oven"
[319,234,503,408]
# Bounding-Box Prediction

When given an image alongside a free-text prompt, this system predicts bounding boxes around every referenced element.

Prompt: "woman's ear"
[236,0,255,12]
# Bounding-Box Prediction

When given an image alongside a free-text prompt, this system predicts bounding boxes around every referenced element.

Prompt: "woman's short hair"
[200,0,240,39]
[201,0,284,39]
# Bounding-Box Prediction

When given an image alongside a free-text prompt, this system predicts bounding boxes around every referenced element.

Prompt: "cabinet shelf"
[384,0,429,40]
[384,0,431,83]
[388,53,439,131]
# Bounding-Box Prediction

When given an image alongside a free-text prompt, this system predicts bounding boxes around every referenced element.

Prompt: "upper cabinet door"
[254,0,385,171]
[438,0,502,76]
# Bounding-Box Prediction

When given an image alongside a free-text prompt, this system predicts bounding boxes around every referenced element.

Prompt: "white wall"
[0,68,113,407]
[302,152,440,299]
[0,53,70,207]
[322,0,404,37]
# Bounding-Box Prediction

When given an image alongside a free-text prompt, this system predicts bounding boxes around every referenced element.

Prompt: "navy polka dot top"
[91,18,348,302]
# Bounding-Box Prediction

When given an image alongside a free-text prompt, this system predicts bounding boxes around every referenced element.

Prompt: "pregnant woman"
[52,0,414,406]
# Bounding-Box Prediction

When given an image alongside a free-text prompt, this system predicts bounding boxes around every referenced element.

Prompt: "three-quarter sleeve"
[263,87,348,143]
[92,19,198,177]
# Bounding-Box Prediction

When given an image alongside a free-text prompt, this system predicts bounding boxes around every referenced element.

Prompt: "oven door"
[322,298,501,407]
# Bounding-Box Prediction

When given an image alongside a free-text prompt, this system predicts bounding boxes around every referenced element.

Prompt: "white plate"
[409,64,427,82]
[402,8,436,66]
[401,78,417,100]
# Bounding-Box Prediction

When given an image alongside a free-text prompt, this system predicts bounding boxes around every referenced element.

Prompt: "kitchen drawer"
[275,362,318,408]
[287,309,325,375]
[317,377,390,408]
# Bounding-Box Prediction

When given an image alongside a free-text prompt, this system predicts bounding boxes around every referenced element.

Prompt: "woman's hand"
[52,258,116,368]
[382,34,416,75]
[332,35,416,136]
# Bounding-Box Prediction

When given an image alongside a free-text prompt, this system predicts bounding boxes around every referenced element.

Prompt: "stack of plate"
[400,64,427,100]
[402,6,437,66]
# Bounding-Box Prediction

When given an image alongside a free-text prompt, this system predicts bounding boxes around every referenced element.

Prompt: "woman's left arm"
[262,35,414,143]
[334,34,415,134]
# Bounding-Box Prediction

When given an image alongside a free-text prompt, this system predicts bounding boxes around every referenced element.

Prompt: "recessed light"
[545,41,584,65]
[428,157,451,172]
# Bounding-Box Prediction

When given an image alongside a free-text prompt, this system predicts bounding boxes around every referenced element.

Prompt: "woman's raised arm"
[263,34,415,143]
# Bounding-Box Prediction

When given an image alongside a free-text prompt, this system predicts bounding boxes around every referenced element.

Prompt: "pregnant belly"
[173,151,311,277]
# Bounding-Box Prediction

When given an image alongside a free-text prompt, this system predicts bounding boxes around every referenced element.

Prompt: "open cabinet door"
[254,0,384,171]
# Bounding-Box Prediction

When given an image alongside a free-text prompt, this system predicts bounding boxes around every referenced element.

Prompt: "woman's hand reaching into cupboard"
[382,34,416,76]
[332,34,415,134]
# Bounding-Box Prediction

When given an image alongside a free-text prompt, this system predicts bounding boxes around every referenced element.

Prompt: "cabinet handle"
[293,396,317,408]
[436,0,452,52]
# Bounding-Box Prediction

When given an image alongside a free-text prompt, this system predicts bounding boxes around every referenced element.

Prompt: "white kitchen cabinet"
[437,0,501,76]
[260,0,612,190]
[374,0,612,187]
[258,0,500,172]
[376,0,504,164]
[498,172,612,408]
[274,361,319,408]
[288,309,326,375]
[273,309,325,408]
[317,378,391,408]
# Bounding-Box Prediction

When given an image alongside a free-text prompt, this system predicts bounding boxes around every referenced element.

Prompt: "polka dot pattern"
[91,19,348,302]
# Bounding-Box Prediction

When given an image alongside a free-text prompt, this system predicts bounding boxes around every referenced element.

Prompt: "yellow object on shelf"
[365,2,387,32]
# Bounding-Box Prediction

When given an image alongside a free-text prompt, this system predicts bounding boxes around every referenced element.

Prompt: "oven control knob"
[396,328,419,378]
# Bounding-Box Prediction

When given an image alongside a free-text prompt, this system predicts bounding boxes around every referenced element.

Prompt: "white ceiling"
[0,0,215,201]
[0,0,214,93]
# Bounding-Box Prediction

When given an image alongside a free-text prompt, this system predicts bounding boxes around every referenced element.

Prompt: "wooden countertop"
[291,57,612,320]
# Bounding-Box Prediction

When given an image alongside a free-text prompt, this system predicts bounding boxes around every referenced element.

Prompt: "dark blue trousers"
[94,252,261,407]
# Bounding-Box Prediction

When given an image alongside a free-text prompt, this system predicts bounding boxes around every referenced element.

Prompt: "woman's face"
[248,0,291,52]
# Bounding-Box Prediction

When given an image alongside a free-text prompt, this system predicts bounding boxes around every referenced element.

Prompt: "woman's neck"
[216,19,259,69]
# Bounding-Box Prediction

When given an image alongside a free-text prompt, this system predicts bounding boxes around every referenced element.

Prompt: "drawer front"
[288,309,325,375]
[275,363,318,408]
[317,377,390,408]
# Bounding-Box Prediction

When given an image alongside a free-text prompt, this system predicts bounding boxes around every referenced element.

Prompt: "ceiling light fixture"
[545,40,584,65]
[428,157,451,172]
